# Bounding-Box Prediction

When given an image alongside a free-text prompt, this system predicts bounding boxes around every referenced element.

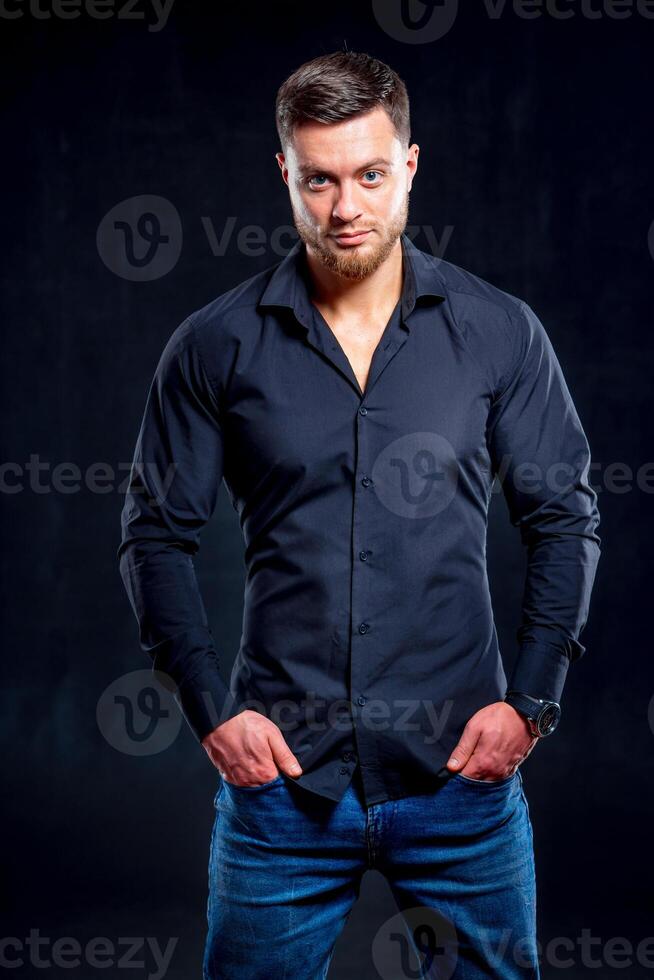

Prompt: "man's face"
[276,106,419,281]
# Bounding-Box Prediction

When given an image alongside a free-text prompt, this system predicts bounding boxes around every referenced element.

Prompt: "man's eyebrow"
[296,157,393,176]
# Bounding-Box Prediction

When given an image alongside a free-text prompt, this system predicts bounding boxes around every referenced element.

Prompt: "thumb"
[268,728,303,777]
[446,725,480,770]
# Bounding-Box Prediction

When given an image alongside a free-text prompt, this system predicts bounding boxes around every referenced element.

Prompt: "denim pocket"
[213,779,226,807]
[222,773,284,791]
[454,770,518,787]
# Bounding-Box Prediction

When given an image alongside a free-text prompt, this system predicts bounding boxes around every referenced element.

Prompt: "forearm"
[506,464,601,702]
[488,301,602,704]
[118,541,237,741]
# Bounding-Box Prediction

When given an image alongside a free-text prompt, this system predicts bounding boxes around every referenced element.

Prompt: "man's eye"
[307,175,330,188]
[305,172,383,189]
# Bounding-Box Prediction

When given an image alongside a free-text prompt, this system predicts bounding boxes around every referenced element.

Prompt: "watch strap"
[504,690,560,737]
[504,690,545,718]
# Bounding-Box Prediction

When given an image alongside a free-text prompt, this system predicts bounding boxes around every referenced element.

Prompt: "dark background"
[1,1,652,977]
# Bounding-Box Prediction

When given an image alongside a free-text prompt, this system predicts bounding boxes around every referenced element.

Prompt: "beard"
[291,193,410,282]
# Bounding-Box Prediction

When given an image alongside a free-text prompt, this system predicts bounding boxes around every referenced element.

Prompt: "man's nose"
[331,184,364,224]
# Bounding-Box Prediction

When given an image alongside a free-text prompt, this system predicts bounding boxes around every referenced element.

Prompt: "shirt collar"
[258,232,446,330]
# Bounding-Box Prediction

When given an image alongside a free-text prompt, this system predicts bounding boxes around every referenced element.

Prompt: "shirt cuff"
[174,667,245,743]
[506,641,572,704]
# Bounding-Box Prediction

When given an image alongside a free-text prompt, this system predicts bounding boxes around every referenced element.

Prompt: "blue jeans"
[203,767,539,979]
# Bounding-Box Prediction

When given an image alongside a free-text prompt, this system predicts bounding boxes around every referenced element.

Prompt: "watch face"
[538,703,561,736]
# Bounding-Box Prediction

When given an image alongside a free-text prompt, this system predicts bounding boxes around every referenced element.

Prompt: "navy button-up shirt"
[118,233,601,805]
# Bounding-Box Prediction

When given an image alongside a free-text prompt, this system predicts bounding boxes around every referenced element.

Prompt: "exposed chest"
[313,307,393,395]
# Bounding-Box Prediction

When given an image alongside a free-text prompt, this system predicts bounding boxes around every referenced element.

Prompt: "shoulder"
[433,255,527,331]
[159,256,284,384]
[186,258,282,343]
[431,255,548,393]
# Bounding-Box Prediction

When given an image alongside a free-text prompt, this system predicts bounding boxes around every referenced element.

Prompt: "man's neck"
[303,238,404,325]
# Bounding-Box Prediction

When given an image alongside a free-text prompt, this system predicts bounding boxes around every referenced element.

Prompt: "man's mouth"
[330,230,372,246]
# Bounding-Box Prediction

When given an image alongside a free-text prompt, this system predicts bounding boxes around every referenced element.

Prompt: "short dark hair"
[275,51,411,153]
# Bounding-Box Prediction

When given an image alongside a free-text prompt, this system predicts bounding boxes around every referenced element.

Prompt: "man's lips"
[330,230,372,245]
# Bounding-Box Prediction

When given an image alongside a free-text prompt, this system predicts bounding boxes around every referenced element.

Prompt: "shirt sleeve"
[487,301,601,704]
[117,315,242,742]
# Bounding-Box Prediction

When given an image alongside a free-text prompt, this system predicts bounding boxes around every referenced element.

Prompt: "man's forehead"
[288,135,401,175]
[288,108,399,162]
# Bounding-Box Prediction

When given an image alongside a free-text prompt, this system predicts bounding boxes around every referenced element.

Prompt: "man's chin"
[312,237,389,281]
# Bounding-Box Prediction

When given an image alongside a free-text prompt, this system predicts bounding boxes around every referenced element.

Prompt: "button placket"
[350,394,376,781]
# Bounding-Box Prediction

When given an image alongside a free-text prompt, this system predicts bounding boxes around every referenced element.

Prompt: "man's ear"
[275,152,290,187]
[407,143,419,193]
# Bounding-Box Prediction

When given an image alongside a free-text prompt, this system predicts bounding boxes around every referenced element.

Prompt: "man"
[118,50,601,979]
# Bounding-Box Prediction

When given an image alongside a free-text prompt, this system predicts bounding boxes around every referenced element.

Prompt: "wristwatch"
[504,690,561,737]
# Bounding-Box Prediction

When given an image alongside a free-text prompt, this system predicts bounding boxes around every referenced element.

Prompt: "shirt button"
[357,696,367,706]
[358,622,370,634]
[359,406,368,416]
[359,550,368,561]
[339,767,350,775]
[342,751,355,762]
[361,476,373,487]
